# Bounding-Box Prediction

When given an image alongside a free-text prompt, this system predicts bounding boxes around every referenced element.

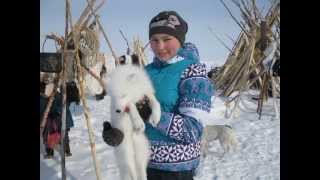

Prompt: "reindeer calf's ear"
[131,54,140,65]
[119,55,126,65]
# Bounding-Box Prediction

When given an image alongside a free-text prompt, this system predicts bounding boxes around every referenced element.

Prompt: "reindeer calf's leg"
[146,94,161,127]
[128,103,145,132]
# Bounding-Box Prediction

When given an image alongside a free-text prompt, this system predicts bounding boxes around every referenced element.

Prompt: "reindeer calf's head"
[113,95,130,114]
[112,73,142,114]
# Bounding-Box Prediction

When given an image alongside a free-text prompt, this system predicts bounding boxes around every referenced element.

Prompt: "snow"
[40,91,280,180]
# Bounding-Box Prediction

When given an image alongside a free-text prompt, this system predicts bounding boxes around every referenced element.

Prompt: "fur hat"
[149,11,188,45]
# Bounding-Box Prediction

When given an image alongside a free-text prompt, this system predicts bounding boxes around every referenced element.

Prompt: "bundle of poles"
[40,0,121,179]
[211,0,280,119]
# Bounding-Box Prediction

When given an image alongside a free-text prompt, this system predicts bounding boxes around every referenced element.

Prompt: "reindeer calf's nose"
[116,109,121,113]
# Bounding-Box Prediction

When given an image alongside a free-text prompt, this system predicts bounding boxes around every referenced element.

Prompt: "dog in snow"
[107,64,161,180]
[201,125,238,158]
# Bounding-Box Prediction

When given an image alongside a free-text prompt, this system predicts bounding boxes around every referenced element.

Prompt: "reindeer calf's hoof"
[95,90,107,101]
[102,121,124,147]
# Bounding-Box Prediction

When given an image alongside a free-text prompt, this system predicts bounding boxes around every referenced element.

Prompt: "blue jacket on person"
[145,42,214,171]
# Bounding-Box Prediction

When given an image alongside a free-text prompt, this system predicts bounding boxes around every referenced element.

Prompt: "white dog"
[107,64,161,180]
[201,125,238,158]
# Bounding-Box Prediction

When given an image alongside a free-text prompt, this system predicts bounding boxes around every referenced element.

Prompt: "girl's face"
[150,34,181,61]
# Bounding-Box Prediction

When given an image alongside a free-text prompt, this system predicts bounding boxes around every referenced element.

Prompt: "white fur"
[201,125,238,158]
[84,59,105,96]
[107,65,161,180]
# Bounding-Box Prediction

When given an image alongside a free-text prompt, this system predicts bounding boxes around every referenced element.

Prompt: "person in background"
[40,80,78,159]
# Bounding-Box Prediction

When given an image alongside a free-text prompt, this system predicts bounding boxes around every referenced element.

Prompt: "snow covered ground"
[40,91,280,180]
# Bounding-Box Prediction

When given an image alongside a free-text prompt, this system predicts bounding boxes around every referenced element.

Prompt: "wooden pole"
[82,64,106,92]
[85,0,119,66]
[220,0,250,38]
[82,0,106,27]
[74,42,103,180]
[74,0,96,28]
[208,26,233,54]
[68,5,102,180]
[60,1,71,179]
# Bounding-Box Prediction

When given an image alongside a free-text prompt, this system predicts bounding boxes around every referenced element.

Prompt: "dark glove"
[135,96,152,122]
[102,121,124,147]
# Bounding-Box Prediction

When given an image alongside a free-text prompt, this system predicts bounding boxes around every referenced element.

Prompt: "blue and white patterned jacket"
[145,42,214,171]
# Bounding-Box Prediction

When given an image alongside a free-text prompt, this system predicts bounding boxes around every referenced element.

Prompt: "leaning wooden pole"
[59,1,71,179]
[82,65,106,92]
[74,0,96,28]
[68,7,102,180]
[40,82,59,134]
[60,63,67,180]
[75,42,102,180]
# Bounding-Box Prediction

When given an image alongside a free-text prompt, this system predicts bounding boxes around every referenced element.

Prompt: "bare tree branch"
[251,0,259,21]
[240,0,252,18]
[220,0,251,38]
[225,33,236,45]
[208,26,233,54]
